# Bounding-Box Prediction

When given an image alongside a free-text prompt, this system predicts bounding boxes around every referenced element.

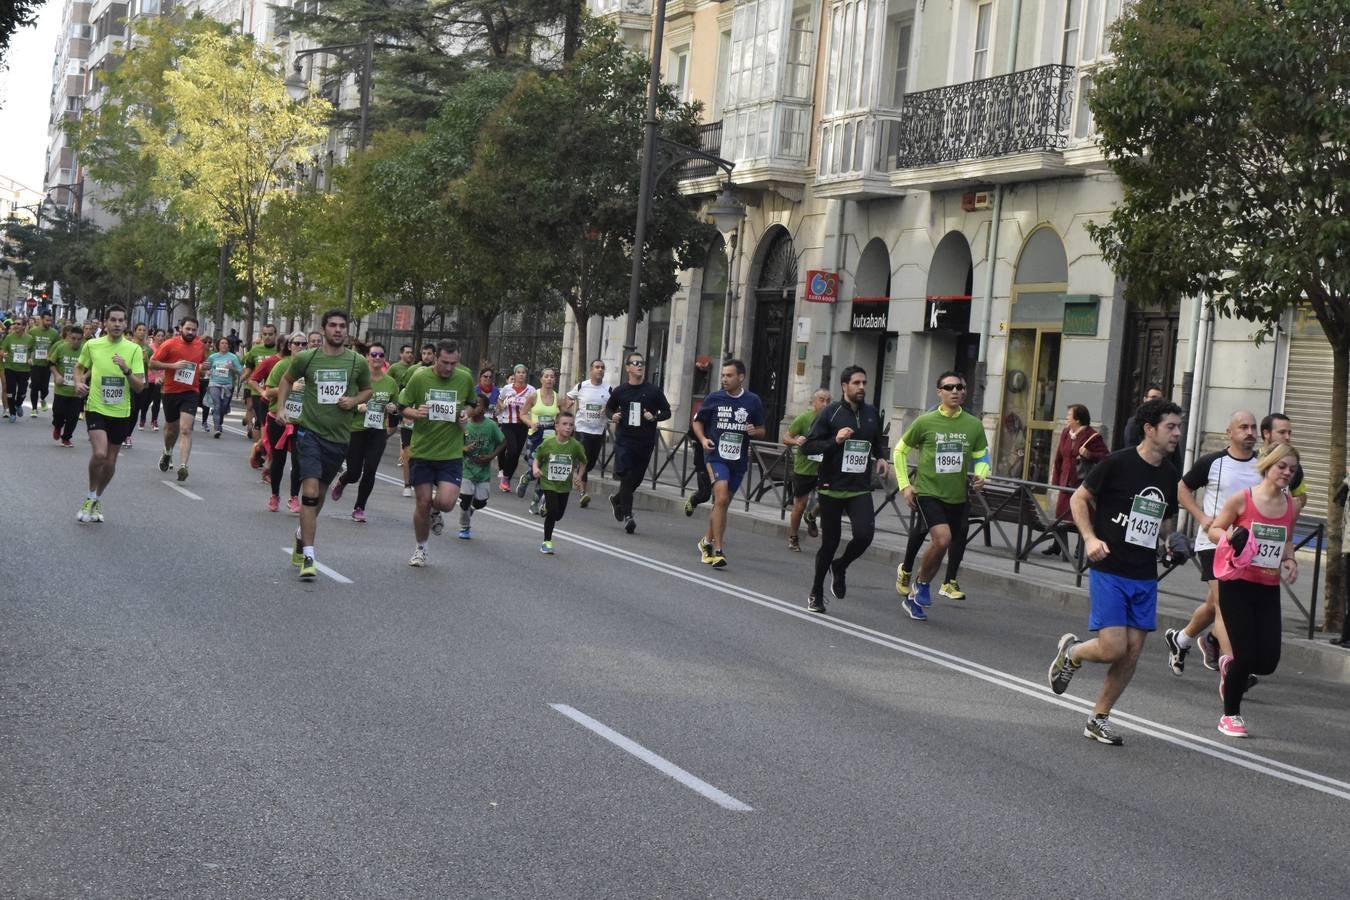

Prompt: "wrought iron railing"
[894,64,1074,168]
[678,120,724,180]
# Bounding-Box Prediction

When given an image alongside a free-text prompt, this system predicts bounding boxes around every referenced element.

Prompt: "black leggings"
[141,383,162,424]
[616,441,655,518]
[499,422,528,481]
[28,365,51,406]
[543,490,570,541]
[4,370,29,415]
[339,428,388,509]
[267,416,302,499]
[903,500,969,583]
[51,394,84,440]
[812,492,877,595]
[1218,578,1282,716]
[687,435,712,507]
[132,380,153,425]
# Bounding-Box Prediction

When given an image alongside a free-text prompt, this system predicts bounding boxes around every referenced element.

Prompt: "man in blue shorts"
[691,359,765,569]
[1047,397,1182,746]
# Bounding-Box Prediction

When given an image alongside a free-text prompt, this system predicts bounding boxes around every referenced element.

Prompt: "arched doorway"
[924,231,978,387]
[749,228,797,426]
[853,237,896,414]
[997,227,1068,483]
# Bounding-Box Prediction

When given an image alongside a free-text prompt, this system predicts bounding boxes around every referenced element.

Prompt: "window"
[972,1,992,80]
[712,30,731,117]
[884,16,912,106]
[784,0,816,100]
[668,45,690,101]
[1079,0,1100,62]
[1061,0,1080,65]
[1074,75,1094,138]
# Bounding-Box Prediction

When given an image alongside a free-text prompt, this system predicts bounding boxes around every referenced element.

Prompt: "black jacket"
[802,400,887,494]
[604,381,671,447]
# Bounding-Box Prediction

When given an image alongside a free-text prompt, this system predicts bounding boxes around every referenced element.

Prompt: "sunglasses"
[939,383,967,391]
[290,339,306,345]
[628,360,645,367]
[369,351,385,358]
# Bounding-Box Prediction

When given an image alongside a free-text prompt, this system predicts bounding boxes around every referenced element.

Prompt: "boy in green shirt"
[455,394,506,539]
[533,410,588,555]
[48,325,85,445]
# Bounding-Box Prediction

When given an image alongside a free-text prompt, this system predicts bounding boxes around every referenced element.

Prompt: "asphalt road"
[4,409,1350,898]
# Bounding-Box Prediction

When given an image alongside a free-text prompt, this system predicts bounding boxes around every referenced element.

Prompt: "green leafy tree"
[0,0,44,67]
[1086,0,1350,631]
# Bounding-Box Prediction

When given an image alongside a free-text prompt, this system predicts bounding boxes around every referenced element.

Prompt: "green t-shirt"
[398,364,476,461]
[2,332,34,372]
[49,340,81,397]
[789,408,822,476]
[536,435,588,493]
[388,361,411,387]
[242,344,275,394]
[352,373,399,432]
[397,364,424,428]
[462,417,506,483]
[897,407,990,505]
[266,356,293,415]
[27,326,60,365]
[76,336,145,418]
[286,348,372,444]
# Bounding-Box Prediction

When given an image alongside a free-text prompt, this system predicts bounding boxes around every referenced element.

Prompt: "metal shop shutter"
[1283,327,1349,521]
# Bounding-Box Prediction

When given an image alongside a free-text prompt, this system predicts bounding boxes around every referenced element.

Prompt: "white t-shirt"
[568,380,612,435]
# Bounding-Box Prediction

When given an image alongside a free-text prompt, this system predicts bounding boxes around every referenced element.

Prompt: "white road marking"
[278,547,354,584]
[161,480,204,501]
[550,704,753,812]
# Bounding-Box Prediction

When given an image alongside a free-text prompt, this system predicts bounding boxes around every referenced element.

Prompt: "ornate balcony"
[891,64,1077,191]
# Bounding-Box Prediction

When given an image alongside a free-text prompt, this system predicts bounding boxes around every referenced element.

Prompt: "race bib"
[172,362,197,385]
[426,388,456,422]
[12,345,27,364]
[935,441,965,475]
[1250,522,1287,568]
[213,363,231,381]
[61,359,75,382]
[538,415,555,430]
[583,402,603,425]
[628,402,642,427]
[546,457,573,482]
[315,369,347,404]
[33,342,48,361]
[718,431,744,461]
[841,439,871,474]
[363,402,386,429]
[1125,494,1166,549]
[283,393,304,419]
[100,375,125,407]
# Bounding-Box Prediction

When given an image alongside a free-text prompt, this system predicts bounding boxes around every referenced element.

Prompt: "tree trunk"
[474,308,496,370]
[413,300,425,351]
[1323,333,1347,634]
[568,297,588,392]
[245,252,258,346]
[213,241,229,340]
[562,0,583,62]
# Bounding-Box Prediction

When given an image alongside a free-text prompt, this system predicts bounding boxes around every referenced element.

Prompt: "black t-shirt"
[1081,447,1180,580]
[604,381,671,447]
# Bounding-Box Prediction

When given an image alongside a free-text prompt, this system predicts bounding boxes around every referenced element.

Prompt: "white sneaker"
[409,546,427,567]
[401,486,413,497]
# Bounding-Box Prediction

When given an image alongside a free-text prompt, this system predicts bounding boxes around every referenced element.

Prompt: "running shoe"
[683,497,696,517]
[804,511,819,539]
[267,494,280,513]
[1218,654,1233,699]
[51,425,59,441]
[288,496,300,515]
[910,581,933,608]
[938,580,965,600]
[77,498,95,523]
[698,537,715,564]
[430,509,444,536]
[1199,632,1221,670]
[152,420,159,431]
[895,566,911,596]
[901,596,927,621]
[540,541,554,555]
[1217,715,1249,738]
[177,465,189,482]
[579,493,591,509]
[61,439,72,447]
[1247,674,1259,690]
[123,436,133,449]
[298,556,317,580]
[457,526,471,540]
[1048,633,1080,695]
[352,508,367,524]
[528,496,540,516]
[1083,714,1123,746]
[516,472,531,498]
[624,516,636,535]
[213,431,221,439]
[498,478,509,492]
[41,400,48,412]
[158,451,172,472]
[1164,628,1188,676]
[331,481,345,501]
[787,534,801,552]
[829,562,846,600]
[292,537,304,567]
[409,546,427,567]
[609,493,623,522]
[807,592,826,614]
[402,486,413,497]
[7,414,14,423]
[708,551,727,569]
[90,500,104,523]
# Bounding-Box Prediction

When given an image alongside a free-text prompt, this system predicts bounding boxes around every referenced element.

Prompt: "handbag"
[1213,525,1256,581]
[1074,432,1104,481]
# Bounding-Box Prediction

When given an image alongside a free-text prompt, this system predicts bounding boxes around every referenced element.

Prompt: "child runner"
[457,394,506,539]
[533,410,587,555]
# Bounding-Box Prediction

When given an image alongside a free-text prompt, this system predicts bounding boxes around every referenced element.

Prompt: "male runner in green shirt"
[73,305,146,523]
[27,312,61,414]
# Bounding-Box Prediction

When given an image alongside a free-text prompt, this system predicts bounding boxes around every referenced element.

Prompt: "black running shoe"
[829,561,846,600]
[807,593,825,614]
[1164,628,1188,676]
[609,493,623,522]
[624,516,636,535]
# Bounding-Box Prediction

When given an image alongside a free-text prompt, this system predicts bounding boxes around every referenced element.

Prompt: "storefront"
[1283,306,1350,520]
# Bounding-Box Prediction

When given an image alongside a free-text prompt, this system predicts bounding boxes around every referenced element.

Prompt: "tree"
[137,31,329,341]
[1086,0,1350,632]
[450,22,715,379]
[0,0,44,67]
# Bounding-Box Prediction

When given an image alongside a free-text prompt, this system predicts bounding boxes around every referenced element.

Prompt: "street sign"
[804,270,839,303]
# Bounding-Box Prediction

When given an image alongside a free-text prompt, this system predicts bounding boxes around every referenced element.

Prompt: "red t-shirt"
[152,335,207,394]
[251,354,281,387]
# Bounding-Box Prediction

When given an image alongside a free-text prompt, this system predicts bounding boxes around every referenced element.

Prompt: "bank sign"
[851,297,890,332]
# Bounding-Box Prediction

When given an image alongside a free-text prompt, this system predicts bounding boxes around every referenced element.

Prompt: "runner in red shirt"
[149,316,207,482]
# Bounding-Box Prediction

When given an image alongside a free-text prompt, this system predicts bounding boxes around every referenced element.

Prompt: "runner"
[533,410,588,555]
[47,324,84,447]
[475,365,499,409]
[691,359,765,568]
[1164,410,1260,676]
[516,365,569,503]
[681,416,714,517]
[457,394,505,539]
[149,316,207,481]
[566,359,611,508]
[73,305,146,523]
[261,332,306,511]
[892,371,991,620]
[387,344,415,387]
[1259,413,1308,513]
[495,364,534,493]
[801,367,889,613]
[331,342,399,522]
[275,310,372,580]
[2,316,32,421]
[1204,443,1299,737]
[1047,397,1183,745]
[141,329,165,430]
[205,336,242,437]
[27,312,60,415]
[240,323,277,439]
[306,330,322,350]
[398,339,474,567]
[125,323,153,447]
[604,352,672,534]
[396,345,436,498]
[784,389,830,552]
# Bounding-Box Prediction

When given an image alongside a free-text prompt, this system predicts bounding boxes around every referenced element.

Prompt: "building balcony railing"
[895,64,1074,169]
[677,120,724,181]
